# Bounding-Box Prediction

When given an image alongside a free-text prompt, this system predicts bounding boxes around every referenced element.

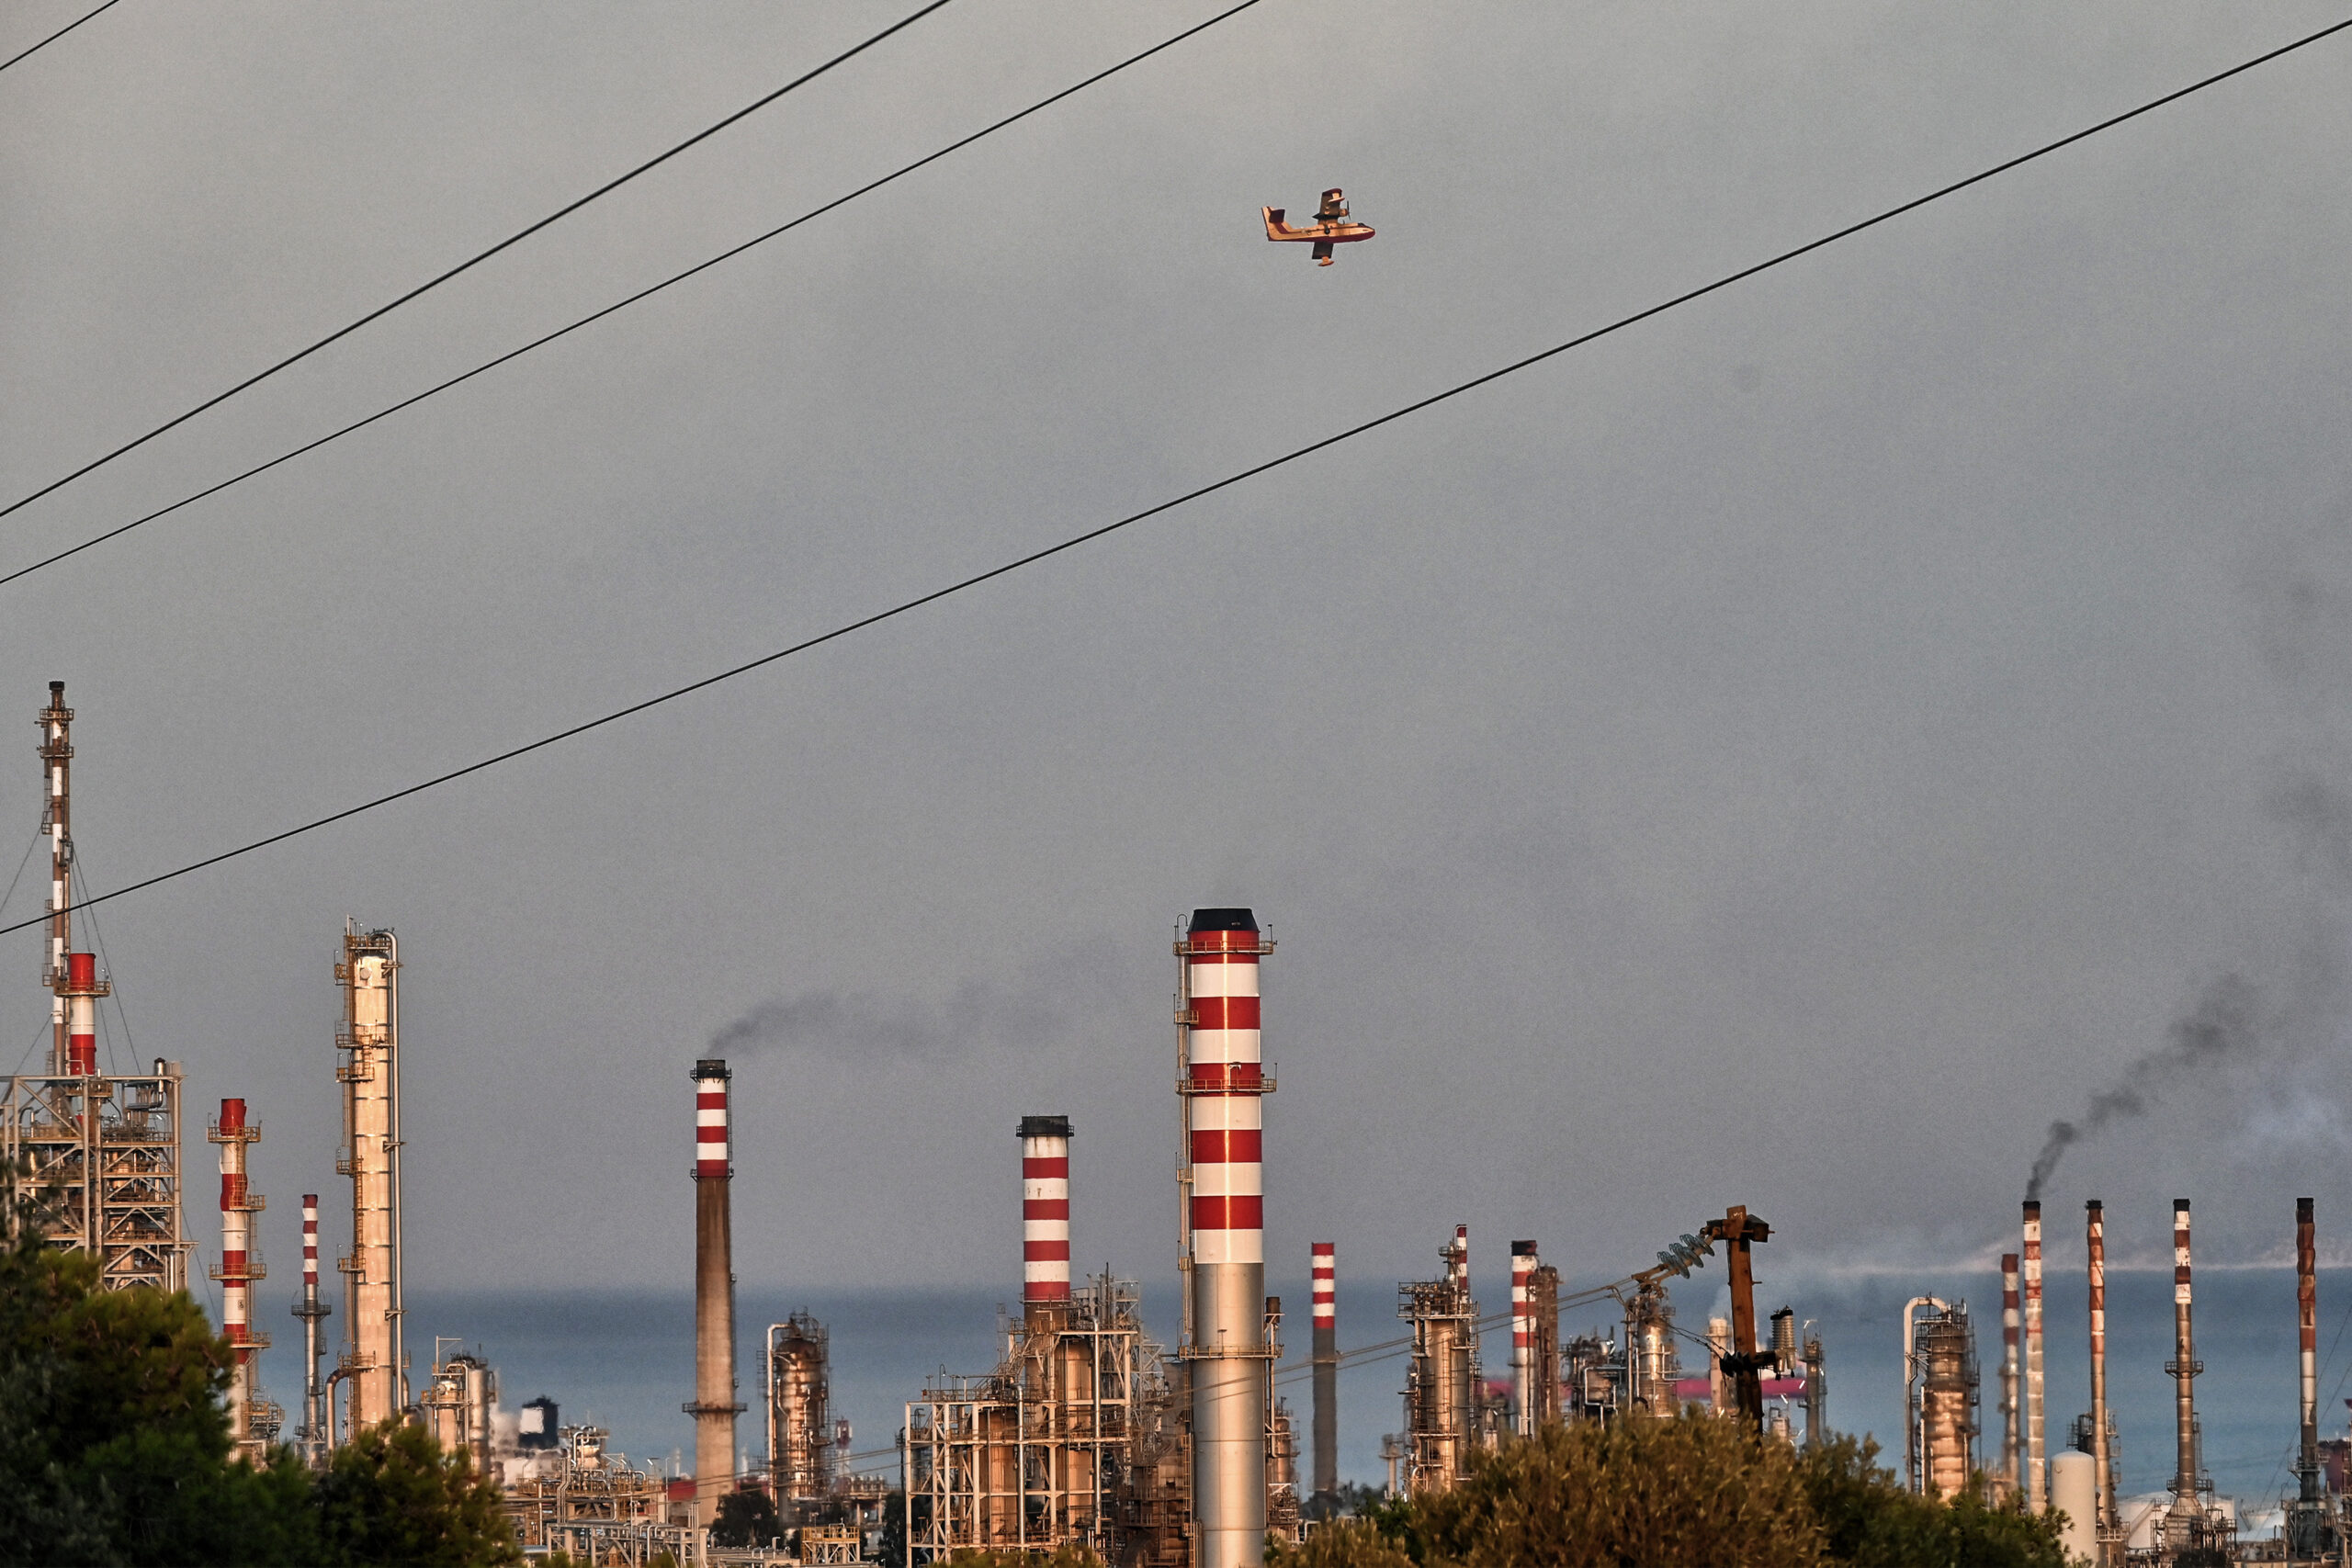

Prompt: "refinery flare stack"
[0,682,189,1294]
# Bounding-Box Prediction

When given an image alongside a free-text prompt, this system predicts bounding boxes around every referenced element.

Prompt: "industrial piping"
[1179,908,1272,1568]
[1311,1243,1337,1508]
[2022,1201,2045,1511]
[1022,1115,1073,1322]
[2084,1203,2115,1558]
[686,1058,745,1524]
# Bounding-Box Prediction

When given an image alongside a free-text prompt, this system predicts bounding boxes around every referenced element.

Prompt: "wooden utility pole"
[1702,1206,1773,1431]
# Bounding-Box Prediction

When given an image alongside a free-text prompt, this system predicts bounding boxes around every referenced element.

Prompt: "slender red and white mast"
[40,682,72,1074]
[1311,1243,1337,1507]
[1181,907,1272,1568]
[44,685,103,1081]
[292,1192,332,1466]
[1021,1116,1072,1322]
[211,1099,268,1462]
[1511,1242,1538,1438]
[2087,1201,2110,1562]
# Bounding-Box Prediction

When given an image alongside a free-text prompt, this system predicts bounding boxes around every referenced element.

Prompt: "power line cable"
[6,13,2347,939]
[0,0,1270,592]
[0,0,123,76]
[0,0,955,524]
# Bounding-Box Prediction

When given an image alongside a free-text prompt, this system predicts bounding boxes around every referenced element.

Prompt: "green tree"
[1796,1437,2066,1567]
[1409,1416,1824,1568]
[0,1181,321,1566]
[713,1485,786,1547]
[1272,1421,2072,1568]
[315,1419,522,1566]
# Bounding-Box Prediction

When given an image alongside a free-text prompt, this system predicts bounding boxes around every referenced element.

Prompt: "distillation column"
[211,1098,268,1462]
[337,925,403,1432]
[292,1192,331,1466]
[2023,1201,2045,1512]
[1312,1243,1337,1509]
[687,1059,744,1525]
[1181,908,1272,1568]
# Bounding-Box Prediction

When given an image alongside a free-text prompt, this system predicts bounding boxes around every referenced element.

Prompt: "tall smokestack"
[292,1192,331,1467]
[2000,1253,2020,1492]
[1510,1243,1537,1438]
[2301,1197,2320,1500]
[687,1059,743,1524]
[2086,1201,2109,1562]
[1021,1116,1072,1325]
[2290,1197,2331,1561]
[1311,1243,1337,1507]
[210,1098,266,1462]
[2023,1201,2045,1511]
[2164,1199,2203,1547]
[1180,907,1272,1568]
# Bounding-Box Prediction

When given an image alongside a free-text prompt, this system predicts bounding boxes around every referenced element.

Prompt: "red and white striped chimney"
[687,1060,741,1526]
[2023,1201,2045,1512]
[2000,1252,2020,1490]
[212,1099,266,1458]
[1311,1242,1337,1503]
[62,952,99,1076]
[1451,1224,1468,1298]
[1021,1116,1072,1318]
[1182,907,1271,1568]
[1511,1241,1538,1438]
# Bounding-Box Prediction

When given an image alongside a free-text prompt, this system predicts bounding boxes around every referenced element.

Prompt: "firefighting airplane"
[1261,188,1374,265]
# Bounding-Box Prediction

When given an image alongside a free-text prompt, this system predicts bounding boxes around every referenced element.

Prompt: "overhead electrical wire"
[0,0,956,524]
[0,0,1272,592]
[0,0,124,76]
[5,13,2347,940]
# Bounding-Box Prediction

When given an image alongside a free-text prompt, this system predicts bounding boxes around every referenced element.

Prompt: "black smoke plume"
[2025,973,2264,1199]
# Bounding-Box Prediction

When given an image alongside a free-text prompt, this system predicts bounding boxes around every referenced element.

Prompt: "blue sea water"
[239,1265,2352,1526]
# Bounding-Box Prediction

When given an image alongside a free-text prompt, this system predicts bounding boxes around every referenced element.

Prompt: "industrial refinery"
[9,679,2352,1568]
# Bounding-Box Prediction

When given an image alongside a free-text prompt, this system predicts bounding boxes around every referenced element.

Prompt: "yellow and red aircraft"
[1262,188,1374,265]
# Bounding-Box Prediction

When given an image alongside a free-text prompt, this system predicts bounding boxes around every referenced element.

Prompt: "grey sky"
[6,1,2352,1301]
